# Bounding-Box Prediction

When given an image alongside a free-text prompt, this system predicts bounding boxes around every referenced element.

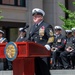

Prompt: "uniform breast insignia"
[4,42,18,61]
[39,26,45,40]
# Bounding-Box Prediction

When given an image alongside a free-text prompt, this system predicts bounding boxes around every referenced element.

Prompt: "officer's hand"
[66,47,72,52]
[44,45,51,51]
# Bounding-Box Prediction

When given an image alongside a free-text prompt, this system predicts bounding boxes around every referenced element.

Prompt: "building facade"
[0,0,75,41]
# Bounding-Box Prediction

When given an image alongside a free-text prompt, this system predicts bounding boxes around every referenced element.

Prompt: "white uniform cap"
[19,28,23,31]
[72,27,75,32]
[0,30,4,34]
[54,26,62,30]
[19,28,27,32]
[65,30,72,33]
[32,8,45,16]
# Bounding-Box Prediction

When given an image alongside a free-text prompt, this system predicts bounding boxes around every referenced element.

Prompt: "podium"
[0,42,50,75]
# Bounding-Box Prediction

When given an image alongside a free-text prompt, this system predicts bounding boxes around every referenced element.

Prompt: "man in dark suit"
[51,26,66,69]
[28,8,54,75]
[60,30,73,69]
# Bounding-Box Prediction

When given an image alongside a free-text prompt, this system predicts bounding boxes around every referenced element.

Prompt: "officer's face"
[66,33,72,37]
[33,14,43,23]
[19,32,26,37]
[72,32,75,36]
[55,29,61,34]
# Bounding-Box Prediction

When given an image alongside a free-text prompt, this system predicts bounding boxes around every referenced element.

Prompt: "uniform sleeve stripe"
[47,37,54,43]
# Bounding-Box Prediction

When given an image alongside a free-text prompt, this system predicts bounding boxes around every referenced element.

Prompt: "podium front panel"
[0,43,6,58]
[0,42,50,59]
[16,42,50,58]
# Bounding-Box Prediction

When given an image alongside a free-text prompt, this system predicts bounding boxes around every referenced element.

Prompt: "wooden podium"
[0,42,50,75]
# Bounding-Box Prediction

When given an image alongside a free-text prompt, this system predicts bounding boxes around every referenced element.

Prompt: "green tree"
[0,10,3,20]
[58,2,75,30]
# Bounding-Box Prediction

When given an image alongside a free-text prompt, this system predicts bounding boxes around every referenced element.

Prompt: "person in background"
[69,27,75,69]
[16,27,27,42]
[0,30,7,70]
[0,30,12,70]
[60,30,73,69]
[28,8,54,75]
[0,30,7,43]
[51,26,66,69]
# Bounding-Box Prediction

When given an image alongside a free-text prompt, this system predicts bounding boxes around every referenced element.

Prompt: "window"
[0,0,26,7]
[65,0,68,18]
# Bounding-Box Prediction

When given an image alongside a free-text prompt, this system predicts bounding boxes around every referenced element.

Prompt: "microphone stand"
[16,32,23,42]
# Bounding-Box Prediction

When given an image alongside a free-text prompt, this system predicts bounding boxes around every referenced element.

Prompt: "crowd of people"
[50,26,75,70]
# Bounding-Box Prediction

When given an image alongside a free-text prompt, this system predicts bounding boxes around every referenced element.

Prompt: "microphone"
[23,25,29,29]
[16,25,29,42]
[21,25,29,31]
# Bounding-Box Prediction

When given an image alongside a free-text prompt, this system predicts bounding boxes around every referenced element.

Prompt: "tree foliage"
[0,10,3,20]
[58,2,75,30]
